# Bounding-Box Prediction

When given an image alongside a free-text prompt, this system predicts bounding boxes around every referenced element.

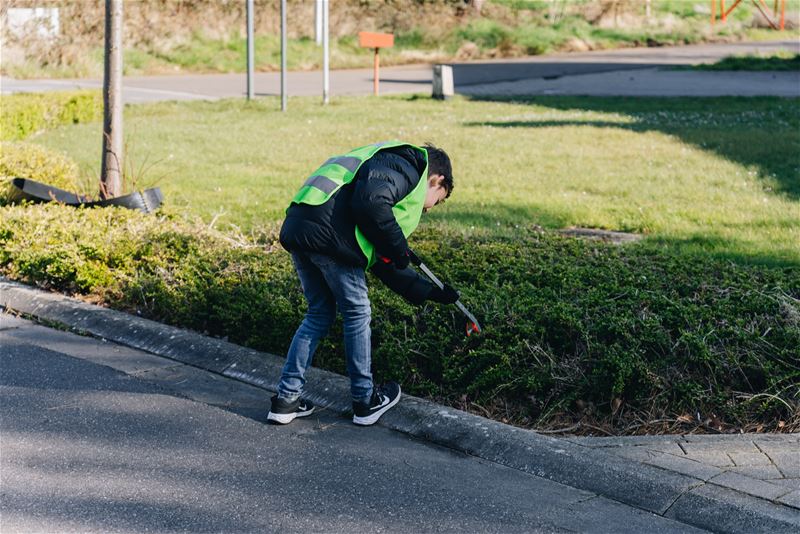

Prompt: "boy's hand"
[392,250,411,269]
[428,284,459,304]
[378,250,411,269]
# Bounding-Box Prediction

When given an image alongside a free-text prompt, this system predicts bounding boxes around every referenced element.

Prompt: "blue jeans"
[278,250,373,403]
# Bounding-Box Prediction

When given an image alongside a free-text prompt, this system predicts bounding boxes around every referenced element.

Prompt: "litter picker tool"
[408,250,482,336]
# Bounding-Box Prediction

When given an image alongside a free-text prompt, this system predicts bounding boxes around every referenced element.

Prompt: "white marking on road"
[122,85,218,99]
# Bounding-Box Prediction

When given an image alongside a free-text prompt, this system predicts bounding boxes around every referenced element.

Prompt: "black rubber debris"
[11,177,163,214]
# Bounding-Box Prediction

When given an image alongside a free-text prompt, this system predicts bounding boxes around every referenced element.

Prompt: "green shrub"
[456,20,514,51]
[512,24,566,55]
[492,0,550,11]
[0,91,102,141]
[0,142,91,205]
[1,203,797,434]
[394,28,427,49]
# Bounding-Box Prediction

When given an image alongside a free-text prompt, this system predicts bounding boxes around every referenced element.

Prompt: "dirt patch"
[558,227,643,245]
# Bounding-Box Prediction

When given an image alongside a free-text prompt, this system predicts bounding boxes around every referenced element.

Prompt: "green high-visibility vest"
[289,141,428,269]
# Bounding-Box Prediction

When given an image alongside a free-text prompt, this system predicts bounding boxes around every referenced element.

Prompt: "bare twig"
[470,401,493,419]
[536,422,582,434]
[735,392,796,413]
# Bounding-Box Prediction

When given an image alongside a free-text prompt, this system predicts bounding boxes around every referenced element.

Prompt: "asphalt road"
[2,40,797,101]
[0,313,703,533]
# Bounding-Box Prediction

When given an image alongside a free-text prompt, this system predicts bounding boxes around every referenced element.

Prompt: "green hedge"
[0,91,102,141]
[1,203,797,433]
[0,142,90,205]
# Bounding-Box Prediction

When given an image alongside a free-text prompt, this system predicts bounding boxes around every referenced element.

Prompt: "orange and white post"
[358,32,394,96]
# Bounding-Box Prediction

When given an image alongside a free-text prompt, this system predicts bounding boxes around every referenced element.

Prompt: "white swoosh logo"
[370,395,390,411]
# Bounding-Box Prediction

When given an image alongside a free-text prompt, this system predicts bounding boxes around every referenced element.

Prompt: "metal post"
[780,0,786,30]
[246,0,254,100]
[710,0,716,26]
[721,0,726,22]
[432,64,454,100]
[101,0,123,199]
[373,48,379,96]
[322,0,329,105]
[315,0,322,45]
[280,0,287,111]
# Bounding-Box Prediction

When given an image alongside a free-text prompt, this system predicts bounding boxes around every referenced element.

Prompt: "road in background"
[2,40,798,102]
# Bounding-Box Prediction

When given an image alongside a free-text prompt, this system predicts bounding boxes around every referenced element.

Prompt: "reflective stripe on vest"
[288,141,429,269]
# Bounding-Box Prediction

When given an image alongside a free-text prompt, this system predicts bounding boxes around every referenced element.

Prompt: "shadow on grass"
[636,234,800,269]
[425,201,571,229]
[420,198,799,266]
[424,206,799,268]
[464,96,800,201]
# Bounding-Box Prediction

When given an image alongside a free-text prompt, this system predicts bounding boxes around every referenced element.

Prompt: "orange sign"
[358,32,394,49]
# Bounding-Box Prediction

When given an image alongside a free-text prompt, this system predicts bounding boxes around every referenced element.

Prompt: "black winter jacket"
[280,145,435,304]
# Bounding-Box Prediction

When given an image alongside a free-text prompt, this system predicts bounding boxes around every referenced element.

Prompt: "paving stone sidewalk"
[564,434,800,509]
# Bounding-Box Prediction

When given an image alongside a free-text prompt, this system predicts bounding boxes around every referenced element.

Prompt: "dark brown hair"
[424,143,453,198]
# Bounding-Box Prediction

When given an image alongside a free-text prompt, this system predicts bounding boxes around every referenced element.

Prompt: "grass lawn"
[32,94,800,266]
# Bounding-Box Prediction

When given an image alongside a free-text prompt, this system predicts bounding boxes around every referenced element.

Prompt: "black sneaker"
[267,395,315,425]
[352,382,401,426]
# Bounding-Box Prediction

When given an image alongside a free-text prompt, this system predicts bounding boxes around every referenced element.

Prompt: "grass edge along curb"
[2,277,799,532]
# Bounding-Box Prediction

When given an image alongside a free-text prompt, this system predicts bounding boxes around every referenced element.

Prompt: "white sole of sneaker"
[267,407,314,425]
[352,391,401,426]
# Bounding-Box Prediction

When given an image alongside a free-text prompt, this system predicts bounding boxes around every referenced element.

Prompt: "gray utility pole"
[322,0,329,105]
[315,0,322,45]
[281,0,287,111]
[246,0,254,100]
[101,0,123,199]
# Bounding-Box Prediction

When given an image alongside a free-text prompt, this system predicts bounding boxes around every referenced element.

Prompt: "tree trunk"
[101,0,123,199]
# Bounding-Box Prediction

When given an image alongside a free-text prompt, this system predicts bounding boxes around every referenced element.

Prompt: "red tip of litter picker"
[466,322,479,336]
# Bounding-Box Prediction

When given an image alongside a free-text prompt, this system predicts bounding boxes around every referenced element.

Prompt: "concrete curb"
[2,278,798,532]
